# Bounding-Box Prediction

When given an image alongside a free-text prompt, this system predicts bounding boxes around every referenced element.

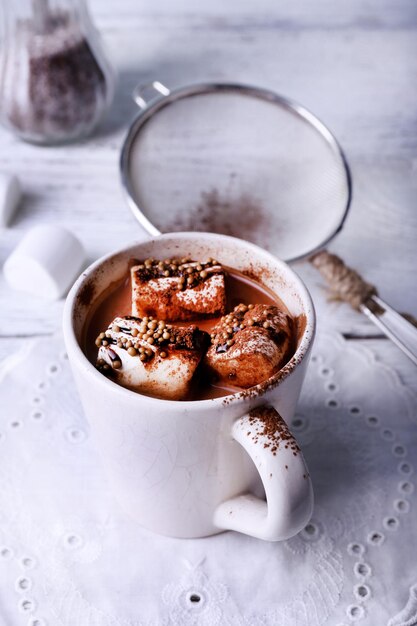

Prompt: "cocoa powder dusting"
[77,280,95,307]
[162,189,271,244]
[247,406,300,456]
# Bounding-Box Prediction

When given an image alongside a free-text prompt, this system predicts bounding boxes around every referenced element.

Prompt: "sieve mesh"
[121,83,351,262]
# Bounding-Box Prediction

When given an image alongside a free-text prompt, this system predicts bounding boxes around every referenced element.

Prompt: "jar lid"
[120,81,351,262]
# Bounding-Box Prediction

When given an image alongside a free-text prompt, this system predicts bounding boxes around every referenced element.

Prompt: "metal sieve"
[120,81,351,262]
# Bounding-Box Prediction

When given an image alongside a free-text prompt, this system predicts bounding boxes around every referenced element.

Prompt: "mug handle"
[213,406,313,541]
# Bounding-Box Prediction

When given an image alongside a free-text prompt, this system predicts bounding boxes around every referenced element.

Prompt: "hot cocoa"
[84,258,297,400]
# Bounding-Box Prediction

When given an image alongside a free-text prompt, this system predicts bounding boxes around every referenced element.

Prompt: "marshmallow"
[205,304,294,388]
[96,316,209,400]
[131,257,226,321]
[0,173,22,227]
[3,225,85,299]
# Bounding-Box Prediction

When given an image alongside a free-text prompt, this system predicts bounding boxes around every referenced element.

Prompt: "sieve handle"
[361,297,417,366]
[132,81,171,109]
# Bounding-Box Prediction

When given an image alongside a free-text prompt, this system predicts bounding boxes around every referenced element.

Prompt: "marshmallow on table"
[131,257,226,321]
[3,225,85,299]
[96,316,209,400]
[205,304,294,388]
[0,173,22,227]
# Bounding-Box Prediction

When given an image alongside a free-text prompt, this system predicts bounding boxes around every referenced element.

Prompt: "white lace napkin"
[0,331,416,626]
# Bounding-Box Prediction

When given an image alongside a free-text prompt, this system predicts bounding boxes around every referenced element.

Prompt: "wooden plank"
[0,1,415,343]
[90,0,417,28]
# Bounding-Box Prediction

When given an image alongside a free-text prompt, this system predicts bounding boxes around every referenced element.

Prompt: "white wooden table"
[0,0,416,391]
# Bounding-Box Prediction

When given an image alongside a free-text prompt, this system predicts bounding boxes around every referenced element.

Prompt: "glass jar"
[0,0,115,144]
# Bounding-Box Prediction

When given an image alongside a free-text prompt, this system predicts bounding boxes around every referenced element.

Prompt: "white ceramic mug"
[63,232,315,541]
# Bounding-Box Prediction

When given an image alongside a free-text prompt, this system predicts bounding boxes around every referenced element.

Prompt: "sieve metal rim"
[120,80,352,262]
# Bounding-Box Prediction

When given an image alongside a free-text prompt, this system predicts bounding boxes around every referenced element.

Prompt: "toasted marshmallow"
[95,316,209,400]
[205,304,294,388]
[131,257,226,321]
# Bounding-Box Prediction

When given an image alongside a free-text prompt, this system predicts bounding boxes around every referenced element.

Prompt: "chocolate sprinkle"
[210,303,291,353]
[133,257,223,290]
[246,406,300,457]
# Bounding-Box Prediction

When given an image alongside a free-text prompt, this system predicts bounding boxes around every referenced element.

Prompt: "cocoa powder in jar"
[1,5,112,143]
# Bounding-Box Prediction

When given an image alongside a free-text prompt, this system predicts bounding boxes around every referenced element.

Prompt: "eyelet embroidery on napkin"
[63,534,84,549]
[393,445,407,458]
[18,598,36,613]
[161,563,228,625]
[0,546,14,560]
[290,415,309,433]
[326,381,338,392]
[347,543,365,557]
[347,604,366,621]
[398,462,414,475]
[319,366,333,377]
[366,415,379,428]
[367,530,385,546]
[0,332,415,626]
[65,427,87,444]
[381,428,395,441]
[28,619,47,626]
[300,521,322,542]
[383,517,399,531]
[354,562,372,579]
[31,410,44,421]
[20,556,36,570]
[340,336,415,622]
[327,398,339,408]
[394,499,410,514]
[399,481,414,495]
[310,353,322,364]
[354,584,371,601]
[15,576,32,592]
[187,591,204,605]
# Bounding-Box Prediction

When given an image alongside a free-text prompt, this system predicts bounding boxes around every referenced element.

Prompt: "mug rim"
[63,232,316,407]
